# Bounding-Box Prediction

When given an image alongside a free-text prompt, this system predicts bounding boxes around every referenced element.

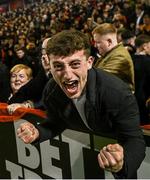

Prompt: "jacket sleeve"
[112,91,146,178]
[35,103,67,143]
[34,81,67,142]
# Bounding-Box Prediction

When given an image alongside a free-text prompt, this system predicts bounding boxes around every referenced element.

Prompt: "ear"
[142,43,147,51]
[107,38,112,47]
[87,56,94,70]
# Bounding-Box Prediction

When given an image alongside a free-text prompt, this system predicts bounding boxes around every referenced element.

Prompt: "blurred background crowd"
[0,0,150,71]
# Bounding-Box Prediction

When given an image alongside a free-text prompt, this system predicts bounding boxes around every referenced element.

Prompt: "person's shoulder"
[132,54,150,63]
[114,43,131,56]
[93,68,131,93]
[43,78,69,105]
[0,62,8,73]
[43,78,60,98]
[94,67,122,81]
[105,43,131,60]
[44,77,56,90]
[91,68,133,107]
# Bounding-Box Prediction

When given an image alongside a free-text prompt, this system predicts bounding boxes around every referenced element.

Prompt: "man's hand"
[17,122,39,144]
[98,143,124,173]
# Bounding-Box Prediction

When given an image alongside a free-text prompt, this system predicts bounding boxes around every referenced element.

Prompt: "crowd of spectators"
[0,0,150,124]
[0,0,150,70]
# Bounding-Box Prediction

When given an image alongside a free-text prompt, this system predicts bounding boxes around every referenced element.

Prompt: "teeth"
[72,83,76,88]
[15,84,21,86]
[64,81,76,85]
[64,81,77,88]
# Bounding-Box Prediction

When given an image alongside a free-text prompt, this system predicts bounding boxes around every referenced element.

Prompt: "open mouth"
[63,80,79,96]
[15,83,21,86]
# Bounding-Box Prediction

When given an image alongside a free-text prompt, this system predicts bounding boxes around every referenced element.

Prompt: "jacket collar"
[84,68,98,122]
[86,68,97,106]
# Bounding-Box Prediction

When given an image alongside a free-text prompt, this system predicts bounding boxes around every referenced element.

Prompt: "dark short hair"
[135,34,150,48]
[46,30,91,57]
[14,44,25,52]
[121,29,135,40]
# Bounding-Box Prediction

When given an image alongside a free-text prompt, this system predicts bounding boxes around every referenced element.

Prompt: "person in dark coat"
[0,62,10,102]
[132,34,150,125]
[12,45,40,77]
[17,30,145,179]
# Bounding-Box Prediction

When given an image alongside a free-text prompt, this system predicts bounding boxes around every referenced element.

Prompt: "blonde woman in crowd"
[7,64,34,114]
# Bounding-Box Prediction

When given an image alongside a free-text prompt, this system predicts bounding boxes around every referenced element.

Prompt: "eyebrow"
[53,59,81,64]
